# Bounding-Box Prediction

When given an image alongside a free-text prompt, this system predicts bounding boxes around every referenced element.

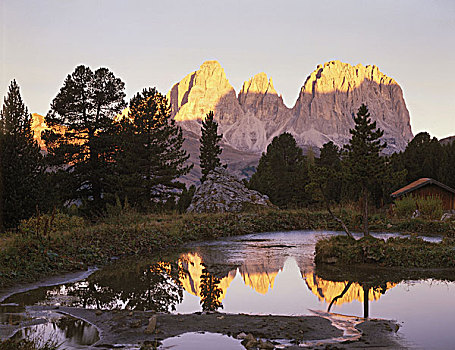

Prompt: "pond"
[2,230,455,349]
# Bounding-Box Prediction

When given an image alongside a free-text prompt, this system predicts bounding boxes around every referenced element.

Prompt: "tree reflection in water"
[317,265,415,318]
[199,263,224,311]
[68,259,184,312]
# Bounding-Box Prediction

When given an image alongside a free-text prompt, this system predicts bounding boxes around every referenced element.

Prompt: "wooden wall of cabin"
[410,184,455,210]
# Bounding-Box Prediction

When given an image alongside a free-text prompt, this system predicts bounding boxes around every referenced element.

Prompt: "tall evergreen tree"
[249,132,310,208]
[111,88,191,210]
[199,111,223,182]
[0,80,43,229]
[344,104,386,236]
[398,132,444,182]
[317,141,342,203]
[44,65,126,214]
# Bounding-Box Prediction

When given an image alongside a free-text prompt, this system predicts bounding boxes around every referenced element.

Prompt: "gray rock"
[441,211,455,221]
[144,315,157,334]
[187,167,275,213]
[258,340,275,349]
[411,209,421,219]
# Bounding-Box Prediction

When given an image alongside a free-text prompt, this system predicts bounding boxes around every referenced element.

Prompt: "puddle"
[159,332,244,349]
[11,313,99,349]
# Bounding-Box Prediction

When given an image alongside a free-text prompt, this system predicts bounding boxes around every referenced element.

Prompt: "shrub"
[416,195,443,220]
[394,195,443,220]
[18,211,85,238]
[394,196,416,218]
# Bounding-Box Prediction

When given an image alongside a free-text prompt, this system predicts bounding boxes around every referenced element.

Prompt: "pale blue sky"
[1,0,454,139]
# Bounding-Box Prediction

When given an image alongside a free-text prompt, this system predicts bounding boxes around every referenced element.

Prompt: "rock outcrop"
[167,61,244,136]
[186,167,274,213]
[291,61,413,152]
[227,73,292,152]
[169,60,413,155]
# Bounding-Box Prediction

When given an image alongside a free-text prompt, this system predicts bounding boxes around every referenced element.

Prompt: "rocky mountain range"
[168,60,413,157]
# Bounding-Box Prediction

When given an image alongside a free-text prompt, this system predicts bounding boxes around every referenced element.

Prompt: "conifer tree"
[111,88,191,210]
[249,132,310,208]
[344,104,386,236]
[0,80,43,229]
[199,111,223,182]
[44,65,126,214]
[316,141,342,203]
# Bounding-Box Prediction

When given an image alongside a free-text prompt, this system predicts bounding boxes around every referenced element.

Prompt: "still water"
[2,230,455,349]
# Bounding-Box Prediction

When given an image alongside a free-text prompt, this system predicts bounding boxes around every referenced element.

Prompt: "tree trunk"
[363,285,369,318]
[320,184,354,239]
[363,188,369,236]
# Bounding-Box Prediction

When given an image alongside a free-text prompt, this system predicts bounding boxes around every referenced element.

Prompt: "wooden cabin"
[391,178,455,211]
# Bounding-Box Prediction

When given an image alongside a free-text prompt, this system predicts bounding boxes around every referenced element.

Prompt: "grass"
[315,234,455,268]
[0,207,454,288]
[0,338,58,350]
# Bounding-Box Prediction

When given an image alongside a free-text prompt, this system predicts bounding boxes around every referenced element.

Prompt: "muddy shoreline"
[0,305,404,349]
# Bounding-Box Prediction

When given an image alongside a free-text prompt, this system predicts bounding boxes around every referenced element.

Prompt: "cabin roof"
[391,178,455,198]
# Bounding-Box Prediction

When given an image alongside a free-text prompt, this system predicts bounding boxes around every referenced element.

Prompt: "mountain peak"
[293,60,412,151]
[239,72,277,97]
[200,60,222,69]
[167,60,242,125]
[305,60,397,95]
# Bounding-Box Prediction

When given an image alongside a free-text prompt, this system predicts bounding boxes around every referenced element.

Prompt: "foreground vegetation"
[315,234,455,268]
[0,208,454,288]
[0,338,57,350]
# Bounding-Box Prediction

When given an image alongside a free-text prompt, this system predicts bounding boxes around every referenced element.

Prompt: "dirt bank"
[0,305,403,349]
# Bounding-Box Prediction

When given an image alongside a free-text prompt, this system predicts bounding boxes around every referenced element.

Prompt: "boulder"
[186,167,274,213]
[441,211,455,221]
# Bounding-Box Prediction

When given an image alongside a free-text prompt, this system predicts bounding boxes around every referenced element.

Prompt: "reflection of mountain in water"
[177,253,396,306]
[302,273,395,305]
[179,253,236,301]
[179,252,285,298]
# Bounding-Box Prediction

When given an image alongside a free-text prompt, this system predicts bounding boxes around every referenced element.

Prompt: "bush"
[18,211,85,238]
[394,196,416,218]
[394,195,443,220]
[416,196,443,220]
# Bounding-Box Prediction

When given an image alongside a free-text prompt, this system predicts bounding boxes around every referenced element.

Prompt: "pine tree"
[44,65,126,214]
[111,88,191,210]
[249,132,310,208]
[344,104,386,236]
[0,80,43,229]
[199,111,223,182]
[317,141,342,203]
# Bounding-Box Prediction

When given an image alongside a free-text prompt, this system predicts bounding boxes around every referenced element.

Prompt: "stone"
[441,212,455,221]
[241,334,258,348]
[237,332,248,339]
[411,209,421,219]
[258,340,275,349]
[186,167,275,213]
[95,310,102,316]
[144,316,157,334]
[130,319,142,328]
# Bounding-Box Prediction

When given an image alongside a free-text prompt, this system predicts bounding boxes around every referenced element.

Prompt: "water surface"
[3,230,455,349]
